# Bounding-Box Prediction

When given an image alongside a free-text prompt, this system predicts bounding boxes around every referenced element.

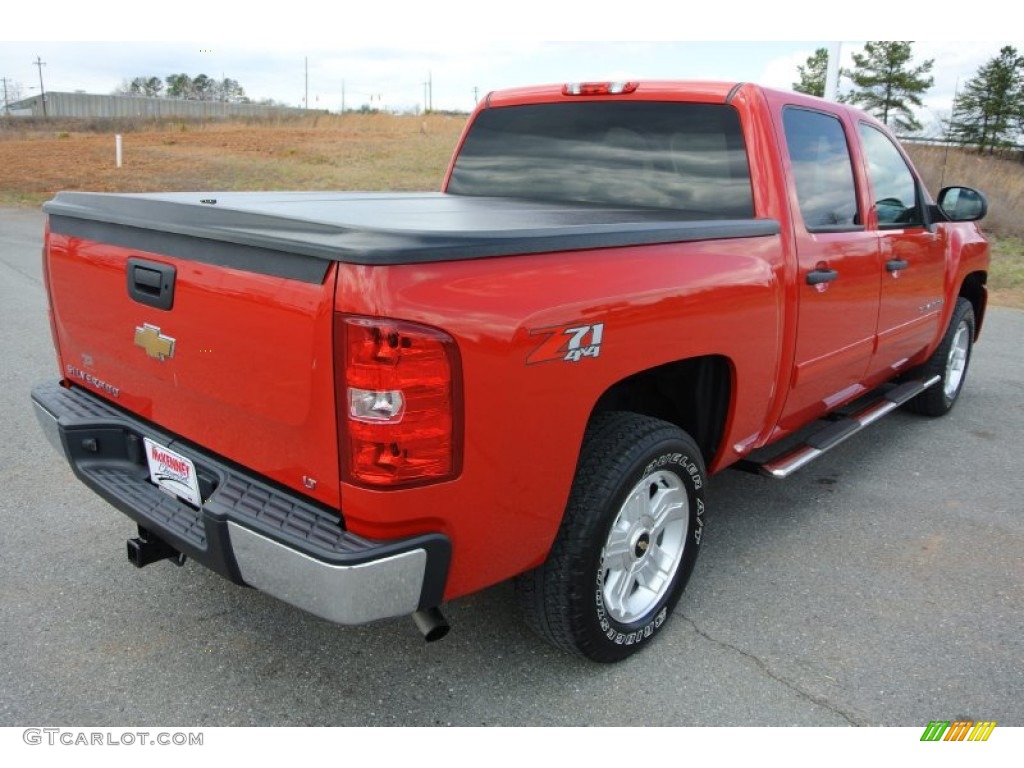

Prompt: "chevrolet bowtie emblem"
[134,323,176,361]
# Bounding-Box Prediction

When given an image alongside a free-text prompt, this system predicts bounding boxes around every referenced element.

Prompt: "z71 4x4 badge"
[526,322,605,365]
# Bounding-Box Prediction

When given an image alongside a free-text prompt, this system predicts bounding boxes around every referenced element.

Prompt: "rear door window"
[782,108,861,232]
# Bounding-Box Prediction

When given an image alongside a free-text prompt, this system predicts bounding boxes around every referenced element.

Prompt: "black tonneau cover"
[45,191,779,283]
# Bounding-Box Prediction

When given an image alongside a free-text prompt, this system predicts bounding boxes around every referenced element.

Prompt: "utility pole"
[304,57,308,110]
[422,72,434,113]
[939,77,960,190]
[341,80,345,114]
[33,56,47,118]
[2,77,9,115]
[824,42,841,103]
[472,86,479,105]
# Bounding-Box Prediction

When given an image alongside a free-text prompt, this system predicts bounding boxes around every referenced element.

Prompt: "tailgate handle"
[127,258,176,311]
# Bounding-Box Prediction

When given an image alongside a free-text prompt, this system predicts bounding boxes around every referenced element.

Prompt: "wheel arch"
[589,354,733,467]
[958,270,988,339]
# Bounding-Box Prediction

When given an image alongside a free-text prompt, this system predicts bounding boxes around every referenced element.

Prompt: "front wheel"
[516,412,706,662]
[905,297,975,417]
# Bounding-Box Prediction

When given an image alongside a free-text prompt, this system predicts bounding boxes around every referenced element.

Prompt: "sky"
[2,3,1021,134]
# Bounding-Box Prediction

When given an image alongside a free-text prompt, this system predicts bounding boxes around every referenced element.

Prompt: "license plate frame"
[143,437,202,507]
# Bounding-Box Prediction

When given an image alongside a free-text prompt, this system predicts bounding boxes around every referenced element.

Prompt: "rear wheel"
[516,412,706,662]
[905,297,975,417]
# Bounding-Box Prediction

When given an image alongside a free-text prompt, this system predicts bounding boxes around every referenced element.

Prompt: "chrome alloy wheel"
[944,321,971,400]
[600,470,688,624]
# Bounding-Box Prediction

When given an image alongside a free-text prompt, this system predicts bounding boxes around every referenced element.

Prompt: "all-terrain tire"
[905,297,975,417]
[516,412,706,662]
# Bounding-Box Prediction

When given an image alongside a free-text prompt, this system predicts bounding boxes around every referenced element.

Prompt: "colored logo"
[527,322,604,365]
[134,323,176,361]
[920,720,996,742]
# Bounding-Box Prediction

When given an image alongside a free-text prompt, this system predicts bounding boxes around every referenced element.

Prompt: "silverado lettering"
[32,80,989,662]
[64,363,119,398]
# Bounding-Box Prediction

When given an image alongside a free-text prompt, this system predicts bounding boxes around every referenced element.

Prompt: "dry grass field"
[906,144,1024,308]
[0,114,468,205]
[1,116,1020,307]
[905,144,1024,239]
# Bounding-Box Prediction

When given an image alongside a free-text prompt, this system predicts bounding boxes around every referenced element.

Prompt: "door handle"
[886,259,909,272]
[806,268,839,286]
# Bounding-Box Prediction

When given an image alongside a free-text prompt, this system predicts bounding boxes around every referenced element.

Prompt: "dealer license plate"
[143,437,202,507]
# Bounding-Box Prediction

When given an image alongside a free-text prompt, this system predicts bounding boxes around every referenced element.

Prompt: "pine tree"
[948,46,1024,154]
[192,74,215,101]
[793,48,829,97]
[844,41,934,133]
[165,73,193,99]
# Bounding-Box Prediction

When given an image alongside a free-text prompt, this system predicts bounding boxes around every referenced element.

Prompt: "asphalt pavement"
[1,206,1021,726]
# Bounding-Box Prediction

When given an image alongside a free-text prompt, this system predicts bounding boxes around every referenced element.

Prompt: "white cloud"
[760,49,817,90]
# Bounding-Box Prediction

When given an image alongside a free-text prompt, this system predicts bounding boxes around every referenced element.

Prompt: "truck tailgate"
[44,218,341,509]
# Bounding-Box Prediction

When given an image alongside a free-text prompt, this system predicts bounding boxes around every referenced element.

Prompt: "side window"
[782,108,860,231]
[858,123,922,228]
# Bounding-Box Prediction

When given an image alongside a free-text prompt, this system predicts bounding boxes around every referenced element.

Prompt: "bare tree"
[2,78,24,114]
[215,78,246,103]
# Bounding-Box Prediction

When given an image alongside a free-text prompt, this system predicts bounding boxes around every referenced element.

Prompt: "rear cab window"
[447,101,755,219]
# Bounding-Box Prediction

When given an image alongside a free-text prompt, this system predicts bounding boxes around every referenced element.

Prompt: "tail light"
[336,315,462,488]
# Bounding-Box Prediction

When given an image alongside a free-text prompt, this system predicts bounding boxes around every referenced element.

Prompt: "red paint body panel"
[41,80,991,606]
[334,236,784,598]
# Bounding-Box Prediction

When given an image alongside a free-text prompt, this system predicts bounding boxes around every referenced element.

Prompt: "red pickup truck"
[32,81,989,662]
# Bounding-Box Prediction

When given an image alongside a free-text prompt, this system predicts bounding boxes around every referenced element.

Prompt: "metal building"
[5,92,320,119]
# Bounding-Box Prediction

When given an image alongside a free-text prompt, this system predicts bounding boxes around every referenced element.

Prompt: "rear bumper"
[31,381,450,625]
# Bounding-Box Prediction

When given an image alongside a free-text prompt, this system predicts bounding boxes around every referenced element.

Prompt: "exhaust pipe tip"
[412,606,450,642]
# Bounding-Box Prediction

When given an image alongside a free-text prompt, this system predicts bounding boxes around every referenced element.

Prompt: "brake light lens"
[337,315,462,488]
[563,81,638,96]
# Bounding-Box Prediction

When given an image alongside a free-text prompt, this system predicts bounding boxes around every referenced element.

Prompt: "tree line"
[793,42,1024,153]
[113,74,250,103]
